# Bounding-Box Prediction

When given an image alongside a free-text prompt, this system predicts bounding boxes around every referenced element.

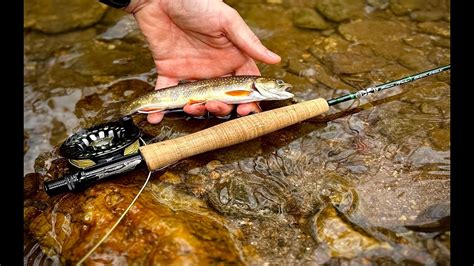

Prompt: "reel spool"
[60,116,141,169]
[44,116,145,195]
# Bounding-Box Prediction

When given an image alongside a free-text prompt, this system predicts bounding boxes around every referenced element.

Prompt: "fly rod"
[44,64,450,195]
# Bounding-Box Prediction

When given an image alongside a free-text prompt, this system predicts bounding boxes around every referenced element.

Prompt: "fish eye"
[276,80,284,85]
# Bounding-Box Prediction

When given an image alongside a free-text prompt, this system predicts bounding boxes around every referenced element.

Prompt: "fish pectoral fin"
[138,108,164,114]
[188,99,205,105]
[225,90,252,96]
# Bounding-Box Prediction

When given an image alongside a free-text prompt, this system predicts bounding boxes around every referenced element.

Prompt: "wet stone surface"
[25,171,245,264]
[25,0,450,264]
[292,8,330,30]
[314,0,365,22]
[24,0,109,34]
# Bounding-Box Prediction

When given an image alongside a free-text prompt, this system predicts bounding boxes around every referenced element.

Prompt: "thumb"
[156,75,179,90]
[234,58,261,76]
[222,6,281,65]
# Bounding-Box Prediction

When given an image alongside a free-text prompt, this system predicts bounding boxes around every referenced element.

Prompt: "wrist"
[122,0,148,13]
[98,0,148,13]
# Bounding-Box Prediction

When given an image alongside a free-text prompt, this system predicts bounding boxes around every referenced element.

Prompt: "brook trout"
[120,76,293,115]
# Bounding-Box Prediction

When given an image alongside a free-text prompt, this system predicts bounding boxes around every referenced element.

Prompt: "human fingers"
[147,112,166,124]
[183,103,208,117]
[156,75,179,89]
[222,5,281,65]
[236,102,261,116]
[205,101,234,117]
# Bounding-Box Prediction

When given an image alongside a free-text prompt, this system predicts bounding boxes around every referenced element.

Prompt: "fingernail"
[266,49,281,61]
[216,114,232,120]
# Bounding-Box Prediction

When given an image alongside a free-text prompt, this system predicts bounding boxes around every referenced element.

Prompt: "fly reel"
[60,116,141,169]
[44,116,145,195]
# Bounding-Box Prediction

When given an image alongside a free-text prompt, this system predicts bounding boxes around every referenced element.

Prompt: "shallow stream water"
[24,0,450,264]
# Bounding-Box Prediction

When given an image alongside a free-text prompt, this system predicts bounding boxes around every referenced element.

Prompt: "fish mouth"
[279,83,294,98]
[283,83,292,91]
[278,83,295,99]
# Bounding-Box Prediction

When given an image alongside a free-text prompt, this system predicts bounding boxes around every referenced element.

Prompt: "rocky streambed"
[24,0,450,264]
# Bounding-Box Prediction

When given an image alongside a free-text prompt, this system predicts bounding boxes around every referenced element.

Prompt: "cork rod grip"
[139,98,329,171]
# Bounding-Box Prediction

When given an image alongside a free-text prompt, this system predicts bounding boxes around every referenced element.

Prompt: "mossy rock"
[292,7,330,30]
[24,0,109,34]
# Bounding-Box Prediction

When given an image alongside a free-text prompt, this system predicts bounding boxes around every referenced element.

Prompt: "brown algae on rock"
[24,0,450,264]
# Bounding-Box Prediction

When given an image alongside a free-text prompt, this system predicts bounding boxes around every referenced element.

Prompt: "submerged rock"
[24,29,154,88]
[285,58,316,77]
[400,81,450,104]
[24,131,29,155]
[397,52,434,71]
[24,173,41,198]
[323,53,388,74]
[410,10,446,22]
[405,202,450,232]
[292,8,330,30]
[427,47,450,66]
[433,37,450,48]
[417,21,450,37]
[24,0,451,264]
[338,20,410,44]
[311,205,391,258]
[24,0,109,34]
[97,14,144,42]
[309,34,351,56]
[27,180,244,265]
[207,169,294,218]
[337,20,412,61]
[99,7,128,26]
[429,128,450,151]
[419,102,440,115]
[280,0,319,8]
[49,118,68,146]
[310,64,355,91]
[402,34,433,48]
[414,202,450,223]
[370,40,411,61]
[389,0,425,15]
[367,0,389,9]
[372,91,447,144]
[315,0,365,22]
[24,29,97,62]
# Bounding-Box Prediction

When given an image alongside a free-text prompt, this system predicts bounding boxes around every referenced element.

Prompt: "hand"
[125,0,281,123]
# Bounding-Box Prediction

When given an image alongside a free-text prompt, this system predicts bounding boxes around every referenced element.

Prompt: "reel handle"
[43,153,144,196]
[139,98,329,171]
[44,172,81,195]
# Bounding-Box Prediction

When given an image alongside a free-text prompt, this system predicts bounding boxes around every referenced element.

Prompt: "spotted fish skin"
[120,76,293,115]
